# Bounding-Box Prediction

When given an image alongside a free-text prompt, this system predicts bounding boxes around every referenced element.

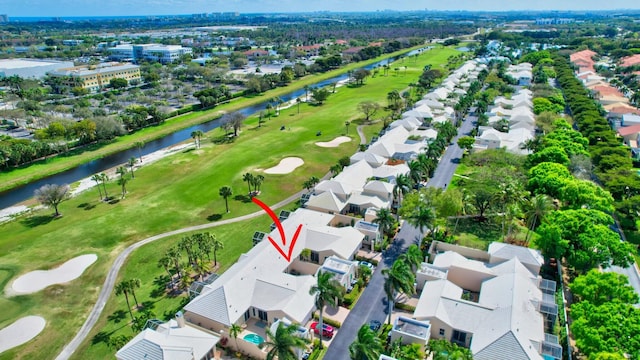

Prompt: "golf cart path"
[55,189,309,360]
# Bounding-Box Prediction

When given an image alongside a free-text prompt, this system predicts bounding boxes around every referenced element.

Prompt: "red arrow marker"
[252,197,302,262]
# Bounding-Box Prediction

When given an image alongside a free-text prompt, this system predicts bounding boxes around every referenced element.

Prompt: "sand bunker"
[263,157,304,174]
[11,254,98,295]
[315,136,352,148]
[0,316,46,354]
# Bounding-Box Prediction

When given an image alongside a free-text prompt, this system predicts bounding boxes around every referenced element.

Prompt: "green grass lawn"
[0,44,434,193]
[0,46,460,360]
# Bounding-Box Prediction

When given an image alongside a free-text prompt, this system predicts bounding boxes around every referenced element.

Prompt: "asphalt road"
[324,114,477,357]
[427,115,477,189]
[323,222,424,359]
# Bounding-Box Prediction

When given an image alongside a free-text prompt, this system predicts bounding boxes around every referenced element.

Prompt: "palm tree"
[134,141,144,162]
[166,246,183,280]
[242,173,254,196]
[211,235,224,267]
[382,260,415,324]
[296,97,301,114]
[100,173,109,199]
[309,271,344,349]
[408,160,425,186]
[373,208,395,238]
[116,166,127,180]
[407,205,437,237]
[393,174,412,208]
[195,258,212,281]
[190,130,204,148]
[349,324,384,360]
[128,278,141,308]
[524,194,553,245]
[229,323,242,352]
[330,164,342,175]
[219,186,233,213]
[254,174,265,193]
[345,121,351,134]
[128,157,136,178]
[115,281,134,321]
[157,255,173,280]
[405,244,424,272]
[91,174,103,200]
[118,176,129,199]
[262,322,310,360]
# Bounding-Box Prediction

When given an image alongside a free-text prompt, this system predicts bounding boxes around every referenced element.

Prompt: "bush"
[312,313,342,328]
[395,303,416,312]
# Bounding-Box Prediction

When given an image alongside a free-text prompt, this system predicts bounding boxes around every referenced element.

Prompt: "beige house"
[413,242,561,360]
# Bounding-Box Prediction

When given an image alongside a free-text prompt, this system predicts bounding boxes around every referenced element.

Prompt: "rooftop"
[393,317,431,339]
[0,58,69,69]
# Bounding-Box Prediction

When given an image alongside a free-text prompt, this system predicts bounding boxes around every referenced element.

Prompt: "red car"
[310,322,334,338]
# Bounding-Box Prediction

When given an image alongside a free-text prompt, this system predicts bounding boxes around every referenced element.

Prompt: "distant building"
[108,44,193,64]
[0,14,8,23]
[0,58,74,79]
[48,62,141,92]
[62,39,84,46]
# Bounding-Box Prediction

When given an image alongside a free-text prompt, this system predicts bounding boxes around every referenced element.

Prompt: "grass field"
[0,44,431,193]
[0,45,461,360]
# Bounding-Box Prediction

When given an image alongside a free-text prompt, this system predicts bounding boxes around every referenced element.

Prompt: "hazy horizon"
[2,0,640,18]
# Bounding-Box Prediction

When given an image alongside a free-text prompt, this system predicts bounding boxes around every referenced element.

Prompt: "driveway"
[323,222,423,359]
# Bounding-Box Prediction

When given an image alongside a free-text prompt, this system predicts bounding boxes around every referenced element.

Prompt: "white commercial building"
[108,44,193,64]
[0,58,74,79]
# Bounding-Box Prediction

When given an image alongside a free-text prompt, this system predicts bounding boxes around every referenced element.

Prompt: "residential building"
[116,313,220,360]
[108,44,193,64]
[390,317,432,350]
[317,256,358,289]
[62,39,84,46]
[48,62,141,92]
[412,241,561,360]
[570,49,597,72]
[0,58,74,79]
[290,44,322,58]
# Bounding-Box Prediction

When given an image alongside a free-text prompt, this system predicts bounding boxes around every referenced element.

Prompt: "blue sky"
[3,0,640,17]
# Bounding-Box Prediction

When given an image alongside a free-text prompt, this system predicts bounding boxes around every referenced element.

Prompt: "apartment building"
[49,62,141,92]
[108,44,193,64]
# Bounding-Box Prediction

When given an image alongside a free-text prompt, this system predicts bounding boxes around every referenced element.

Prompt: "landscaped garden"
[0,45,462,360]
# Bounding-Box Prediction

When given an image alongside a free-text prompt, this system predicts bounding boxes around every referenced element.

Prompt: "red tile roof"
[617,124,640,136]
[591,85,624,97]
[621,54,640,68]
[570,49,598,71]
[608,105,640,115]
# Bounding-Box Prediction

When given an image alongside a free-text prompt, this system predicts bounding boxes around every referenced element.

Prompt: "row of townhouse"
[384,241,562,360]
[474,87,536,155]
[506,62,533,86]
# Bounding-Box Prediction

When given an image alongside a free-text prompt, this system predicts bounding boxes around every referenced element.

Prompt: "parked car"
[359,261,375,272]
[310,322,334,338]
[369,320,382,332]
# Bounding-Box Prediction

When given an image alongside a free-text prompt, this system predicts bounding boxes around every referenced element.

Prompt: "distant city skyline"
[2,0,640,18]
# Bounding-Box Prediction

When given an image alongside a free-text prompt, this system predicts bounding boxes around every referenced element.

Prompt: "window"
[310,251,320,264]
[244,309,250,321]
[439,328,445,336]
[258,310,268,322]
[452,330,467,345]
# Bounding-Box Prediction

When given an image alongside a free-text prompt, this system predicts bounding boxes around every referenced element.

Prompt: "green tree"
[127,278,141,308]
[211,234,224,267]
[373,208,395,238]
[349,324,383,360]
[110,78,128,89]
[100,173,109,199]
[128,157,136,178]
[309,271,344,349]
[115,280,134,321]
[262,322,311,360]
[118,176,129,199]
[428,339,473,360]
[570,269,639,306]
[523,194,553,244]
[357,101,381,121]
[219,186,233,213]
[134,141,145,162]
[242,173,255,196]
[457,136,475,152]
[229,323,242,352]
[382,260,415,324]
[191,130,204,149]
[35,184,70,217]
[91,174,103,200]
[405,244,424,272]
[406,204,437,237]
[312,87,330,105]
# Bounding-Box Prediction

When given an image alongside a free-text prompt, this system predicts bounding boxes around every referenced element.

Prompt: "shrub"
[312,313,342,328]
[395,303,417,312]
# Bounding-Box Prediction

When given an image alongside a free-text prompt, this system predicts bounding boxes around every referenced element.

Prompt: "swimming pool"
[243,333,265,345]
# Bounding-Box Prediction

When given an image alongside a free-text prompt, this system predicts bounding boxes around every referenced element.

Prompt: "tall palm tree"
[405,244,424,272]
[134,141,144,162]
[254,174,265,193]
[128,157,136,178]
[91,174,103,200]
[407,205,437,237]
[382,260,415,324]
[345,121,351,134]
[211,234,224,266]
[166,246,182,280]
[190,130,204,148]
[118,176,128,199]
[219,186,233,213]
[393,173,412,208]
[100,173,109,199]
[157,255,173,280]
[115,281,134,321]
[524,194,553,245]
[408,160,425,186]
[242,173,254,195]
[229,323,242,352]
[349,324,384,360]
[128,278,141,308]
[330,164,342,175]
[373,208,395,238]
[116,166,127,180]
[262,322,310,360]
[309,271,344,349]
